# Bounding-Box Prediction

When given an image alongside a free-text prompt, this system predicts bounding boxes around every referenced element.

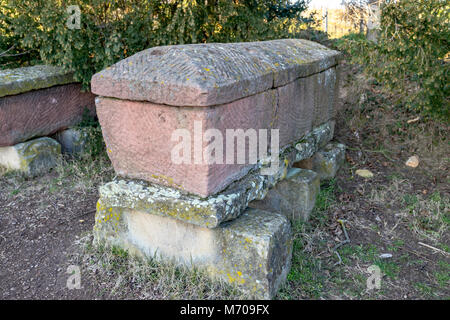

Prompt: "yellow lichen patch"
[226,273,236,283]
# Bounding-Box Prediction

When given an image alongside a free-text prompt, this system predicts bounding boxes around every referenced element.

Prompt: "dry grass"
[69,234,247,300]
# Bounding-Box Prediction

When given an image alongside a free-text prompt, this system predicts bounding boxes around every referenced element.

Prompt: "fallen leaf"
[405,156,419,168]
[355,169,374,178]
[407,117,420,124]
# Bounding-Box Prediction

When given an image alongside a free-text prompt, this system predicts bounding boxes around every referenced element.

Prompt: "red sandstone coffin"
[0,65,96,146]
[91,39,341,197]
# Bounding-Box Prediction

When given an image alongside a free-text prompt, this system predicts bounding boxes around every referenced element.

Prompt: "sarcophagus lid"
[91,39,340,107]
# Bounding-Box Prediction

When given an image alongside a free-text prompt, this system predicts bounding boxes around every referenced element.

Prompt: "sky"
[308,0,344,9]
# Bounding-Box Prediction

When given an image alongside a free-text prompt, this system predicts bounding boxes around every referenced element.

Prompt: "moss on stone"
[0,65,75,97]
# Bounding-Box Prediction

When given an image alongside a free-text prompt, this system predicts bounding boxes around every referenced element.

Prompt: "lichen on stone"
[0,65,75,97]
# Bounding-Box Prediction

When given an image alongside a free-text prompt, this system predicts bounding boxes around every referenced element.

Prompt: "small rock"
[405,156,419,168]
[379,253,392,259]
[54,128,90,156]
[355,169,374,178]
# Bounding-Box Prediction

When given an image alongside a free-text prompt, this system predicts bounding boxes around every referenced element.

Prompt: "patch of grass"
[72,235,246,300]
[406,192,449,242]
[387,239,405,252]
[279,183,340,299]
[414,282,436,298]
[338,244,400,280]
[311,179,338,228]
[434,261,450,288]
[280,220,326,299]
[51,140,114,193]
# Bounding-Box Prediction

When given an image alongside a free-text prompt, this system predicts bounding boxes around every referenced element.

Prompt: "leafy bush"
[0,0,39,69]
[337,0,449,120]
[1,0,314,88]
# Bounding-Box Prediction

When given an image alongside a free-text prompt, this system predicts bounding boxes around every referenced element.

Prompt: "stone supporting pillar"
[249,168,320,222]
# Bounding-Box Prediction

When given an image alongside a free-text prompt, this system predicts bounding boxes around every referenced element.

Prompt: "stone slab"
[249,168,320,222]
[0,65,75,98]
[94,202,293,299]
[0,83,96,146]
[312,142,346,180]
[91,39,342,107]
[0,137,61,176]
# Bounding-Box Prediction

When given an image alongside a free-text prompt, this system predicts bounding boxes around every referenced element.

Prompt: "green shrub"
[337,0,449,120]
[2,0,313,88]
[0,0,39,69]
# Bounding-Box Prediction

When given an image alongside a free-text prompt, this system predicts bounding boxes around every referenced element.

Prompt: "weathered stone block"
[54,128,90,156]
[312,142,346,180]
[0,137,61,176]
[249,168,320,222]
[92,40,341,197]
[94,201,293,299]
[0,65,96,146]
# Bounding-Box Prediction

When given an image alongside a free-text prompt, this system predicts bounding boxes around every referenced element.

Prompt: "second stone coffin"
[0,65,96,146]
[92,39,341,197]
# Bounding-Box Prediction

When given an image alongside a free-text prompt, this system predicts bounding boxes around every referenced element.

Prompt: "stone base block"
[0,137,61,176]
[312,142,346,180]
[54,128,89,156]
[249,168,320,222]
[93,200,293,299]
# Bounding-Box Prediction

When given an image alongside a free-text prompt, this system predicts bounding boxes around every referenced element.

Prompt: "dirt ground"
[0,61,448,300]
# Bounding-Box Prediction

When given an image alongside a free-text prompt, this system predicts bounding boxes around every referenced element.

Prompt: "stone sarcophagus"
[92,39,344,299]
[0,65,96,175]
[0,65,95,147]
[92,39,341,198]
